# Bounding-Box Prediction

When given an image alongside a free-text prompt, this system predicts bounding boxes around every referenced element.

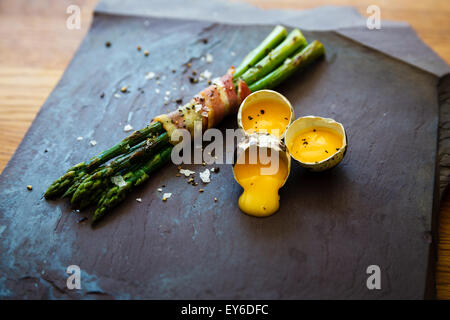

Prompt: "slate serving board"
[0,9,445,299]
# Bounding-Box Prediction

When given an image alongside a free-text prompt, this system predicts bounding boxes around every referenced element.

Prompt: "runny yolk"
[241,99,291,138]
[234,150,288,217]
[289,128,343,163]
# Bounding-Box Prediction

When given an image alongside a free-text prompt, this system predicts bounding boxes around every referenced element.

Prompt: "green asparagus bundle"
[45,25,325,225]
[44,122,164,199]
[92,146,173,225]
[71,132,169,208]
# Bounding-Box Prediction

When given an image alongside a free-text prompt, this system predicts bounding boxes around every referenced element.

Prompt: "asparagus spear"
[77,166,134,210]
[233,25,287,80]
[248,40,325,92]
[71,132,170,207]
[85,121,164,171]
[92,146,173,225]
[44,122,163,198]
[61,140,151,198]
[240,29,307,86]
[43,163,86,199]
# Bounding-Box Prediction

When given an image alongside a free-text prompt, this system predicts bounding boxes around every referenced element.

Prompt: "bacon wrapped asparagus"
[44,26,325,225]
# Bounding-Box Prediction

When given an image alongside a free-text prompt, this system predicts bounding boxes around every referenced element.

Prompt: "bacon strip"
[237,79,251,106]
[153,68,252,145]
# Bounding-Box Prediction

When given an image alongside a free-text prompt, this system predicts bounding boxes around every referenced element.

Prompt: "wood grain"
[0,0,449,299]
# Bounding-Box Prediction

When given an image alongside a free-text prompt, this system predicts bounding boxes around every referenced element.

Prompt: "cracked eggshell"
[237,90,294,139]
[232,133,291,187]
[285,116,347,172]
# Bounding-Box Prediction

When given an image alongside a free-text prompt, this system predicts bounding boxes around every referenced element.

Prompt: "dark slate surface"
[97,0,450,77]
[96,0,450,196]
[0,13,442,299]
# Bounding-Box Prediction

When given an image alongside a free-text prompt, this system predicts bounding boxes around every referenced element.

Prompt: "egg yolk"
[289,128,343,163]
[241,99,291,138]
[234,150,288,217]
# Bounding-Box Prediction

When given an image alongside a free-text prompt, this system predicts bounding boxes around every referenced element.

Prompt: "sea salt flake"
[145,72,155,80]
[179,169,195,177]
[194,104,202,112]
[155,88,160,94]
[136,198,142,203]
[114,93,121,99]
[162,193,172,199]
[165,91,171,96]
[206,53,213,63]
[199,169,210,183]
[202,70,212,79]
[77,136,83,141]
[157,188,163,192]
[123,124,133,132]
[111,175,126,187]
[90,140,97,146]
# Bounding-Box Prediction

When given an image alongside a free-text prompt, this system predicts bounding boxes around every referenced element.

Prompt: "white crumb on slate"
[114,93,121,99]
[165,91,171,96]
[123,124,133,132]
[201,70,212,80]
[136,198,142,203]
[157,188,163,192]
[155,88,160,94]
[145,72,155,80]
[199,169,210,183]
[77,136,83,141]
[111,175,126,187]
[206,53,213,63]
[162,193,172,199]
[90,140,97,146]
[179,169,195,177]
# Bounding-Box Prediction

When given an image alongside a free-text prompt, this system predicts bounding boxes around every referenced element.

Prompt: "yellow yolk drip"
[289,128,343,163]
[234,150,288,217]
[241,99,291,138]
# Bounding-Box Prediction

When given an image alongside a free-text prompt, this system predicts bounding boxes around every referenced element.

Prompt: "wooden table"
[1,0,449,299]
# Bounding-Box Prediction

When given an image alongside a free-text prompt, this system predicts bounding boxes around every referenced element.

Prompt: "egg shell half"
[237,90,295,140]
[233,133,291,188]
[285,116,347,172]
